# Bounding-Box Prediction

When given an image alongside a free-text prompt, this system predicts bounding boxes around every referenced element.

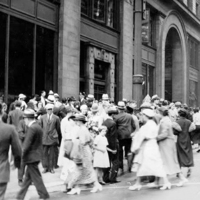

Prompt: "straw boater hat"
[19,94,26,99]
[91,103,99,113]
[87,94,94,100]
[54,93,59,98]
[74,114,87,122]
[117,101,126,110]
[46,95,55,104]
[107,106,118,114]
[102,94,109,100]
[23,109,36,118]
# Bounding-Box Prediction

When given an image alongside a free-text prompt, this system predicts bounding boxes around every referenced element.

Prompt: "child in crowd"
[93,126,116,185]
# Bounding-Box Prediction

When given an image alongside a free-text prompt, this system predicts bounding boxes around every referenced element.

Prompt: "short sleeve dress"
[93,135,110,168]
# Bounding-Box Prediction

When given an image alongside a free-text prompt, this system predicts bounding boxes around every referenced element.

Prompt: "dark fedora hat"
[74,114,87,122]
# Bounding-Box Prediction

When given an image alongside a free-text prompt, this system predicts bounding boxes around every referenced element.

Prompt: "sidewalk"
[5,164,64,200]
[5,159,133,200]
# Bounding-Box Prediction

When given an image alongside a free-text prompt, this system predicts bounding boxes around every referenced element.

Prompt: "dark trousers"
[0,183,7,200]
[42,145,58,170]
[103,149,120,183]
[16,162,49,200]
[119,138,132,170]
[18,161,26,181]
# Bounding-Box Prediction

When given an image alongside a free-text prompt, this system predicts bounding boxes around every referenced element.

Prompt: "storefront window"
[0,12,6,95]
[9,16,34,96]
[36,26,54,94]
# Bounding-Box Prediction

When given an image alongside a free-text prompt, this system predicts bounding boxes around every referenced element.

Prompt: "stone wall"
[118,0,133,100]
[58,0,81,98]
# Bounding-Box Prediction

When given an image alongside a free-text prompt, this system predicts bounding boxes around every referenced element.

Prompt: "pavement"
[5,145,200,200]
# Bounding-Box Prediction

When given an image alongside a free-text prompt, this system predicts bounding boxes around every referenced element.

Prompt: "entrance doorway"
[165,28,183,102]
[94,60,109,100]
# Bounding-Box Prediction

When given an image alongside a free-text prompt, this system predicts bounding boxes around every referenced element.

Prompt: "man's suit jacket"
[0,121,21,183]
[102,118,118,150]
[114,112,135,140]
[22,121,43,164]
[7,109,24,131]
[39,114,61,145]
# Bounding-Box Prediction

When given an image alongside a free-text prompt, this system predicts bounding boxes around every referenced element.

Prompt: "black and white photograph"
[1,0,200,200]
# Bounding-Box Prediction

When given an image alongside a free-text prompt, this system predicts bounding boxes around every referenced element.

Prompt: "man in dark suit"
[114,101,135,174]
[16,109,49,200]
[39,103,60,173]
[102,106,120,184]
[7,101,25,186]
[0,103,21,200]
[7,100,24,131]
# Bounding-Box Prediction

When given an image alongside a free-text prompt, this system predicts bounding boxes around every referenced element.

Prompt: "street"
[6,147,200,200]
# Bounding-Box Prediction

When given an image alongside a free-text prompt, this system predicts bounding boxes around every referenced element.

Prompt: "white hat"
[87,94,94,99]
[142,109,155,118]
[80,104,88,111]
[102,94,109,100]
[46,95,55,104]
[45,103,54,110]
[49,90,54,95]
[117,101,126,110]
[19,94,26,99]
[54,93,59,98]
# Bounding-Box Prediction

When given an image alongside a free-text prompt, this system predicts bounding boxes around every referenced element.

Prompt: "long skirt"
[75,145,96,185]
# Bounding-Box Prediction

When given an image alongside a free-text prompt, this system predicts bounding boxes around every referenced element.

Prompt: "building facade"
[0,0,200,107]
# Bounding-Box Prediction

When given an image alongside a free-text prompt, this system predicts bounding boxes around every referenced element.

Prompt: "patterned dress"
[74,125,96,185]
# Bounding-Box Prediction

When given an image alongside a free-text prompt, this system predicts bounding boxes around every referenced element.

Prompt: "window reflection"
[0,12,6,95]
[9,17,33,96]
[36,26,54,94]
[107,0,114,27]
[81,0,89,16]
[93,0,105,23]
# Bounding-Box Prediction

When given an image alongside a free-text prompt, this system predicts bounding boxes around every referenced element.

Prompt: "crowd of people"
[0,90,200,199]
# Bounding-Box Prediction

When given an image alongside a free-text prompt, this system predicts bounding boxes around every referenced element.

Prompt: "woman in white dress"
[129,109,170,191]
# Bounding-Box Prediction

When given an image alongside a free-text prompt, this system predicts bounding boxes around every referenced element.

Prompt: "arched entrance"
[157,11,188,103]
[165,28,183,102]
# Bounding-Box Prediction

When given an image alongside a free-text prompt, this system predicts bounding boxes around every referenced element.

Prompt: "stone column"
[58,0,81,98]
[107,53,115,101]
[118,0,134,100]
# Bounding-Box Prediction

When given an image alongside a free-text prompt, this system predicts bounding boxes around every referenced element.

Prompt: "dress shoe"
[187,168,191,178]
[109,180,121,184]
[129,184,142,191]
[99,181,106,185]
[63,188,71,193]
[42,169,48,173]
[90,184,103,193]
[176,178,188,187]
[67,188,81,195]
[160,183,171,190]
[50,169,55,174]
